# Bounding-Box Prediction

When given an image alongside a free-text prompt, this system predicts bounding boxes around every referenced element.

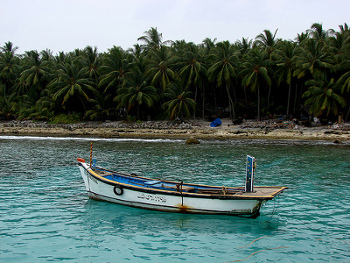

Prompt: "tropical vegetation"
[1,23,350,123]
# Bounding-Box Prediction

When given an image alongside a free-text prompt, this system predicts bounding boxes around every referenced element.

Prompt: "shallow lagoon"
[0,136,349,262]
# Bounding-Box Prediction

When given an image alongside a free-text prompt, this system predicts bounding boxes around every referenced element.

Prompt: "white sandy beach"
[1,119,349,142]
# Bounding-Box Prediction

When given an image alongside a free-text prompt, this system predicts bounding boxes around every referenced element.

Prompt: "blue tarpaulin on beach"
[210,118,222,127]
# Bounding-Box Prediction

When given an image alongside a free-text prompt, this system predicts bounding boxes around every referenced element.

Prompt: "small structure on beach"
[210,118,222,127]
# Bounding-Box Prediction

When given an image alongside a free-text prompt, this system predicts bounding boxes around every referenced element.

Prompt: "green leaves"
[145,46,176,90]
[163,83,196,119]
[99,46,128,94]
[49,60,97,112]
[1,24,350,122]
[240,49,272,120]
[115,67,159,119]
[303,75,345,116]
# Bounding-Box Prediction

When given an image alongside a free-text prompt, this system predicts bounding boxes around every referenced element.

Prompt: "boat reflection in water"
[81,199,283,236]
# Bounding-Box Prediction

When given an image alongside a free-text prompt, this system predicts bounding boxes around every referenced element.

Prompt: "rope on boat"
[226,246,289,262]
[267,192,281,222]
[238,236,270,249]
[222,186,227,195]
[343,240,350,246]
[177,180,184,206]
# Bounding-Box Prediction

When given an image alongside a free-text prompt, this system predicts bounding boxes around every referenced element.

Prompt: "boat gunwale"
[78,161,287,200]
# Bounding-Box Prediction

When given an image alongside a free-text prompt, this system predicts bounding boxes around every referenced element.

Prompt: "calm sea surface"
[0,136,349,262]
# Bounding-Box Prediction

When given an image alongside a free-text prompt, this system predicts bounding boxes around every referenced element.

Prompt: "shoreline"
[1,119,350,142]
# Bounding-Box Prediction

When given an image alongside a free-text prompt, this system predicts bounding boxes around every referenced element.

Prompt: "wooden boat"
[77,155,287,218]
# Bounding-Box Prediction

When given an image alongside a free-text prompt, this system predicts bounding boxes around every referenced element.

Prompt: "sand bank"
[1,119,349,142]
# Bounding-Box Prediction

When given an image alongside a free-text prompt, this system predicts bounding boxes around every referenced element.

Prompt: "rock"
[325,130,342,135]
[333,139,341,144]
[185,137,200,144]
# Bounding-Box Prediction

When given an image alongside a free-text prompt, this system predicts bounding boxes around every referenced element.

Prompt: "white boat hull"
[79,163,265,216]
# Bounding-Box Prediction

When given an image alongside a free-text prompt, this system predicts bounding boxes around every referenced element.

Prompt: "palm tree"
[336,58,350,120]
[40,49,54,62]
[26,93,55,121]
[295,32,309,45]
[49,60,96,113]
[176,42,207,118]
[235,37,253,57]
[275,41,297,115]
[19,50,51,103]
[328,29,350,65]
[0,42,20,97]
[54,51,69,65]
[0,92,17,119]
[115,68,159,120]
[99,46,129,95]
[307,23,334,43]
[254,29,279,56]
[303,73,345,117]
[80,46,101,81]
[339,23,350,35]
[207,41,238,119]
[145,45,176,91]
[294,38,333,79]
[127,44,147,72]
[200,38,217,54]
[337,62,350,94]
[138,27,171,52]
[85,92,115,121]
[240,49,272,120]
[163,83,196,120]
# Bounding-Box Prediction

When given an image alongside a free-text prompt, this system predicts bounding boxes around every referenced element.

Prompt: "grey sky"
[1,0,348,54]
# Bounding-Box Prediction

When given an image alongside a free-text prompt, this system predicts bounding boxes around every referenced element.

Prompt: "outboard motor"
[245,155,256,192]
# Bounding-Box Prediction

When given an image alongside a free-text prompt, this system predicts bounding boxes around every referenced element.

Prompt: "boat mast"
[90,142,93,167]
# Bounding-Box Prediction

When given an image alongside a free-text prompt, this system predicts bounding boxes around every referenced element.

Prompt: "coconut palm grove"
[0,23,349,123]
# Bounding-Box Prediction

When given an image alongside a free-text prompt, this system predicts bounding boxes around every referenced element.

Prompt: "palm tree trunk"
[78,96,87,113]
[225,84,235,119]
[345,105,350,122]
[257,85,261,121]
[232,83,238,103]
[214,87,217,109]
[293,84,298,113]
[267,85,271,107]
[244,86,248,107]
[193,85,198,118]
[287,82,292,116]
[202,83,205,119]
[136,105,140,120]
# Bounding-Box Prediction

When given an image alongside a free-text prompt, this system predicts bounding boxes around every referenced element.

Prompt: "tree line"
[0,22,349,123]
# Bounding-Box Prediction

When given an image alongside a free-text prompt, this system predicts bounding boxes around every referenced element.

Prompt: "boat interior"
[91,167,244,195]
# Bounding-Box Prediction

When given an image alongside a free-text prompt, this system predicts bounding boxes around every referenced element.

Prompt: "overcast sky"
[1,0,349,54]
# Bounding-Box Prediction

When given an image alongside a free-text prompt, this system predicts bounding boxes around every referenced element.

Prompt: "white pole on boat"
[90,142,93,167]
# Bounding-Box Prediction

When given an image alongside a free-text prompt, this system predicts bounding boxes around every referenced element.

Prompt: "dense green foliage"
[1,23,350,122]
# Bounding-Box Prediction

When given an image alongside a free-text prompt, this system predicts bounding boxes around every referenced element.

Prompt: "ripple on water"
[0,136,349,262]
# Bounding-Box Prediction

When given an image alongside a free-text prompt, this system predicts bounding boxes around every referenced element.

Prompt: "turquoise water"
[0,136,349,262]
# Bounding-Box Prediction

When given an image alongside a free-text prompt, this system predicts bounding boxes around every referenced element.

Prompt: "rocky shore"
[1,119,350,142]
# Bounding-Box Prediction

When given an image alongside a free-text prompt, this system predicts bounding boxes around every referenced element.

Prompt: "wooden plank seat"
[161,184,196,192]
